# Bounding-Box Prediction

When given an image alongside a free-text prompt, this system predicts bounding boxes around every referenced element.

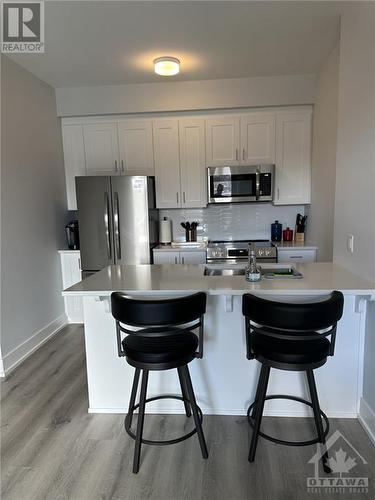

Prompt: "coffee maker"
[65,220,80,250]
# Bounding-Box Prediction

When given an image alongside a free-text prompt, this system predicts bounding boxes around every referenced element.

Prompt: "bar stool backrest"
[242,291,344,359]
[111,292,207,358]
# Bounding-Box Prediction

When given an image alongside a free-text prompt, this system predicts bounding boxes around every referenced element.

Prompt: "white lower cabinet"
[277,248,317,263]
[59,251,83,323]
[153,250,206,265]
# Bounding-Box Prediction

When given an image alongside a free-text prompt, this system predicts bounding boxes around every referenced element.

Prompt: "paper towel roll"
[159,217,172,244]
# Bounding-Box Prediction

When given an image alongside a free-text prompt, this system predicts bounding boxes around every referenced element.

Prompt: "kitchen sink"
[204,267,246,276]
[204,264,303,279]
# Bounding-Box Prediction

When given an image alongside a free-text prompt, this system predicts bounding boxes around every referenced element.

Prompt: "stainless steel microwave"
[207,164,275,204]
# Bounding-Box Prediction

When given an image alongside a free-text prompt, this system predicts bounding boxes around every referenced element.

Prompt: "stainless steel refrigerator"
[76,176,159,278]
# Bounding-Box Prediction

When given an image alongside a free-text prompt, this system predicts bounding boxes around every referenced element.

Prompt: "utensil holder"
[188,229,197,242]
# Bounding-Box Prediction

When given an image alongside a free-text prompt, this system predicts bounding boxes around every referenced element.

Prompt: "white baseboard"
[88,407,357,418]
[1,314,68,377]
[358,397,375,446]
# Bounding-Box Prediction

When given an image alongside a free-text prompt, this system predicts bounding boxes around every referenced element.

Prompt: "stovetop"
[207,239,277,260]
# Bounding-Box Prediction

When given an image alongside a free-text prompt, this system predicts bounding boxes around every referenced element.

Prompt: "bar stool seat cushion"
[252,332,330,365]
[122,329,198,365]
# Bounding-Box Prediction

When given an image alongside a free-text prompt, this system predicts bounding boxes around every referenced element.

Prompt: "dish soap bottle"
[245,250,261,282]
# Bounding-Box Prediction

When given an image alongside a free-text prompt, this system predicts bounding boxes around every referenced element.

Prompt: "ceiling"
[9,1,342,88]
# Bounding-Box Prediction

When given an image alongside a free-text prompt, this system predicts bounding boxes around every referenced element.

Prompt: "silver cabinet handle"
[114,160,118,173]
[181,256,185,264]
[176,192,179,204]
[243,148,245,161]
[183,191,186,204]
[289,255,303,259]
[121,160,124,173]
[235,148,239,161]
[104,192,112,259]
[114,192,121,260]
[174,256,178,264]
[277,188,280,200]
[78,257,81,270]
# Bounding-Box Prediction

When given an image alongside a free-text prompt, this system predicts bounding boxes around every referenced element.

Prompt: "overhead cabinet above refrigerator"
[76,176,158,277]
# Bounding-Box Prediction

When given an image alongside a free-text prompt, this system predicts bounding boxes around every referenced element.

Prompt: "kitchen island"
[63,262,375,418]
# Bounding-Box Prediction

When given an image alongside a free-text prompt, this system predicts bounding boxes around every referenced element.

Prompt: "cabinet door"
[179,118,207,208]
[240,113,275,164]
[206,116,240,166]
[153,120,181,208]
[83,123,119,175]
[62,125,86,210]
[274,112,312,205]
[117,120,154,175]
[179,251,207,264]
[277,249,316,263]
[60,252,83,323]
[153,251,180,264]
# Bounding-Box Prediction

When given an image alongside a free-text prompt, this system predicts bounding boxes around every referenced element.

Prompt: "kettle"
[65,220,80,250]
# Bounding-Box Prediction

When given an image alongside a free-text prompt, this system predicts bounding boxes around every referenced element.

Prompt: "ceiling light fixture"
[154,57,180,76]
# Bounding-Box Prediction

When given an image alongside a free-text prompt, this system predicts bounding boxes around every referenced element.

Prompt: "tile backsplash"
[160,204,306,241]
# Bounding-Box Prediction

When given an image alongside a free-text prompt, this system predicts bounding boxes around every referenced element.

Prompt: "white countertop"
[63,262,375,297]
[58,249,80,254]
[274,242,318,250]
[154,244,207,252]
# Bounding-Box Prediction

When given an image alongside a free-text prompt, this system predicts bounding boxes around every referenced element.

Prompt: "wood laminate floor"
[1,325,374,500]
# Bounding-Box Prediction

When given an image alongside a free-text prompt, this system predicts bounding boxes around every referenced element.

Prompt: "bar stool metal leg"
[133,369,149,474]
[177,366,192,417]
[127,368,141,428]
[306,369,331,474]
[180,365,208,459]
[250,366,264,419]
[248,365,270,462]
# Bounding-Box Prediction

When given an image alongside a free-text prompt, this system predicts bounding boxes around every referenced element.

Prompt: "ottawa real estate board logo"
[307,430,369,494]
[1,1,44,53]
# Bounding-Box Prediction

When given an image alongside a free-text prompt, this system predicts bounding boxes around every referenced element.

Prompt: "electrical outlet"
[347,235,354,253]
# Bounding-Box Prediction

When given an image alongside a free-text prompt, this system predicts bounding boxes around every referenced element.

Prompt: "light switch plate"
[347,234,354,253]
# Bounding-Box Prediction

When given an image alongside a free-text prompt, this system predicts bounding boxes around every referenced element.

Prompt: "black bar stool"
[242,291,344,472]
[111,292,208,473]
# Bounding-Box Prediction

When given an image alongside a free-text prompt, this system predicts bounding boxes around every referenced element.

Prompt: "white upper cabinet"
[274,111,312,205]
[62,125,86,210]
[117,120,154,175]
[240,113,276,164]
[153,120,181,208]
[179,118,206,208]
[83,123,120,175]
[153,118,207,209]
[206,116,240,166]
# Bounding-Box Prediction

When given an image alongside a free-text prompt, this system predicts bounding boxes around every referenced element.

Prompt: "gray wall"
[332,4,375,420]
[309,45,339,261]
[1,56,68,364]
[333,3,375,282]
[55,73,316,117]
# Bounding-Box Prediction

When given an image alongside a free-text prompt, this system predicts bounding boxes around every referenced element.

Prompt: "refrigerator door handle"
[104,192,112,259]
[114,192,121,260]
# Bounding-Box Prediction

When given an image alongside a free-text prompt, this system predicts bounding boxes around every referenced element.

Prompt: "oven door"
[208,166,258,203]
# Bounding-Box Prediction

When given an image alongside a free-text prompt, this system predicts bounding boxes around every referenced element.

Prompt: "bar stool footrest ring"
[247,394,329,447]
[125,395,203,446]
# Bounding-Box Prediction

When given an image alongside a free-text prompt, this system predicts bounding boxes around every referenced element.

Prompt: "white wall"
[333,4,375,282]
[309,45,339,262]
[1,56,69,374]
[55,73,316,117]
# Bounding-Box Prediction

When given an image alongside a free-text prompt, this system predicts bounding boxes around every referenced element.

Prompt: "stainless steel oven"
[207,164,274,204]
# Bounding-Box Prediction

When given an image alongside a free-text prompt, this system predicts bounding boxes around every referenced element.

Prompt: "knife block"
[295,231,305,242]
